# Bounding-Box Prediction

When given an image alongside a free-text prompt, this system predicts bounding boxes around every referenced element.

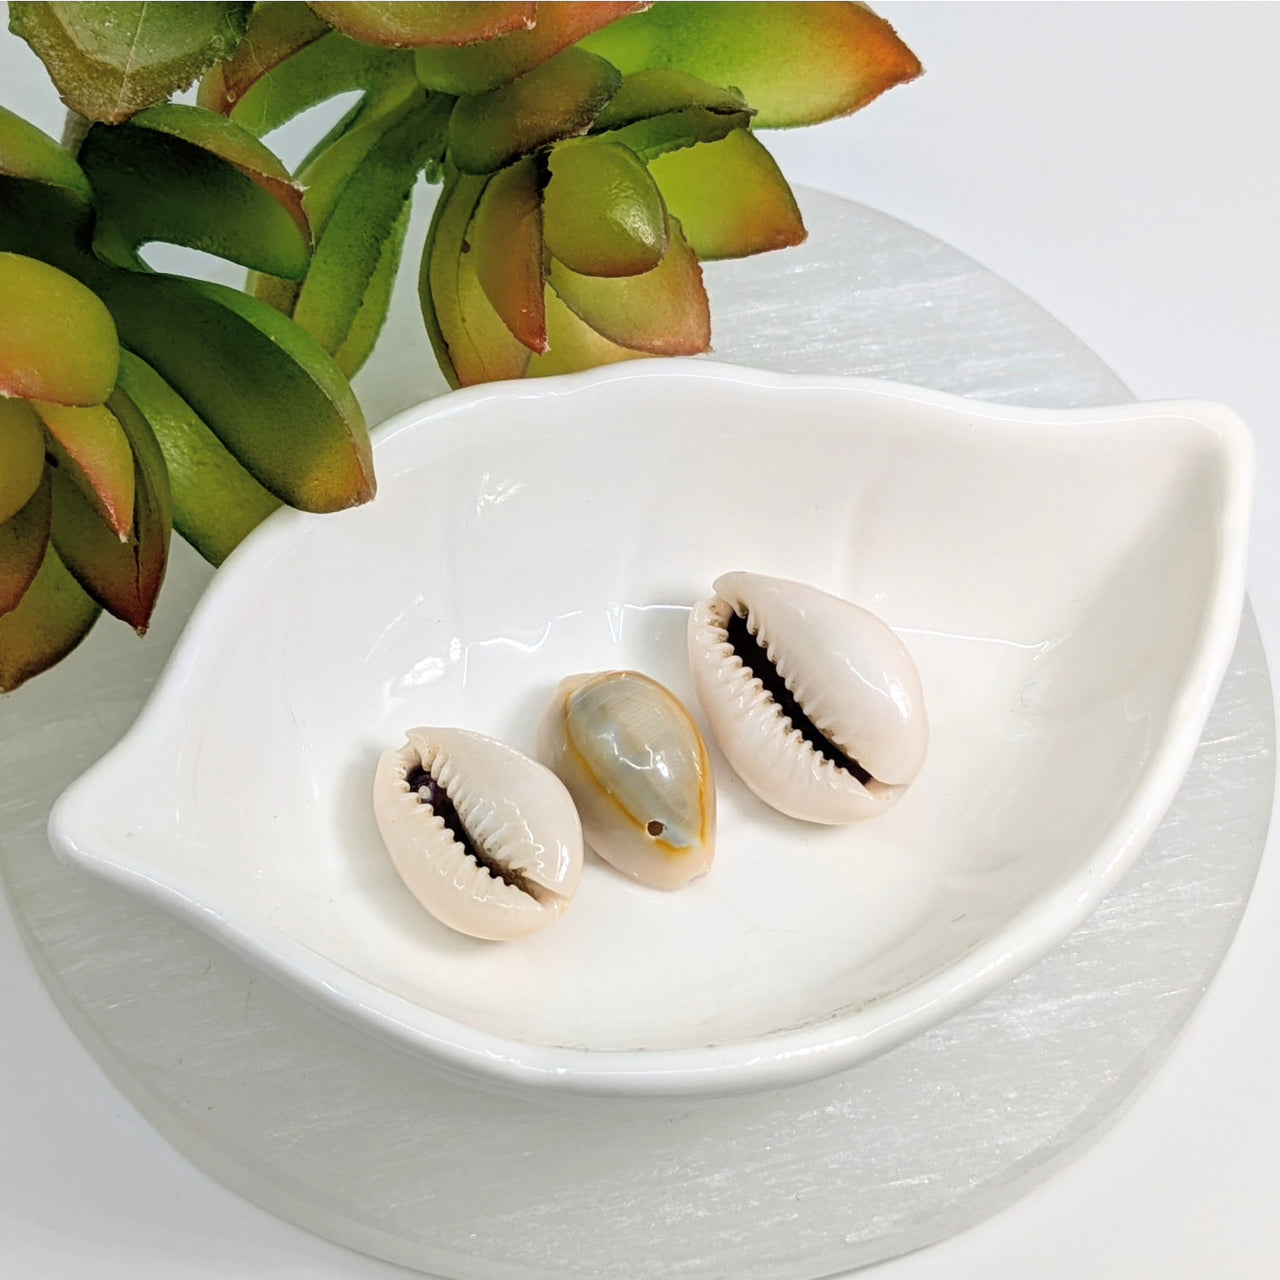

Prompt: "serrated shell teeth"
[687,572,928,825]
[373,728,583,940]
[538,671,715,890]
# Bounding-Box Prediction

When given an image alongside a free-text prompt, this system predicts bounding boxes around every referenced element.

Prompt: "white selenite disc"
[0,188,1272,1278]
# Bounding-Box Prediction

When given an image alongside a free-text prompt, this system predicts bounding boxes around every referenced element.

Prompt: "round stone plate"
[0,189,1272,1277]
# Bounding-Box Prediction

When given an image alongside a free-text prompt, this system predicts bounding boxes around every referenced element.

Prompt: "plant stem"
[60,110,90,156]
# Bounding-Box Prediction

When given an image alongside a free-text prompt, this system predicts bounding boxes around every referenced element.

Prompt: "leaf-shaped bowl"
[48,362,1253,1098]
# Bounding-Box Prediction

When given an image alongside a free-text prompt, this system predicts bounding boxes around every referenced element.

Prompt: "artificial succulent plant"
[0,0,921,690]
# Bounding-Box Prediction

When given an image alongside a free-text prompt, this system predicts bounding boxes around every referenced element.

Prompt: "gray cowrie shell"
[538,670,716,890]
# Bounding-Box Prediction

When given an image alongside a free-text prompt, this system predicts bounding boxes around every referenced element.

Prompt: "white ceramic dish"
[47,361,1253,1098]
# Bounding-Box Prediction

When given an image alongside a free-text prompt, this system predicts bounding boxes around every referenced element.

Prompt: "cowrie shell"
[373,728,583,940]
[538,671,715,890]
[688,572,927,824]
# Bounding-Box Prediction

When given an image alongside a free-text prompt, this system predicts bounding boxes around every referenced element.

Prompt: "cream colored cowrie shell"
[688,571,928,824]
[538,670,715,890]
[373,728,583,940]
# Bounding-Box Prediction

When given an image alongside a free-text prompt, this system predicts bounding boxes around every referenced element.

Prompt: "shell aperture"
[373,728,583,940]
[538,670,716,890]
[687,571,928,824]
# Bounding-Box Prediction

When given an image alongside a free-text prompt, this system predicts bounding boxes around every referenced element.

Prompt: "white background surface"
[2,4,1278,1278]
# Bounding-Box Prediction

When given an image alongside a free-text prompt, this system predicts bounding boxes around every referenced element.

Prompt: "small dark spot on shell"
[646,819,665,838]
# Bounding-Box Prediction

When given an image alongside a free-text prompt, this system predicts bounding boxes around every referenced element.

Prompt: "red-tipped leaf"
[0,396,48,526]
[547,216,709,356]
[49,387,170,633]
[527,288,653,378]
[647,129,805,260]
[32,400,136,541]
[0,542,100,692]
[0,253,118,406]
[0,472,52,618]
[542,137,666,277]
[470,156,547,352]
[420,171,530,387]
[579,2,922,129]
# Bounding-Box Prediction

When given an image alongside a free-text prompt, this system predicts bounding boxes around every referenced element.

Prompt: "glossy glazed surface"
[46,361,1252,1096]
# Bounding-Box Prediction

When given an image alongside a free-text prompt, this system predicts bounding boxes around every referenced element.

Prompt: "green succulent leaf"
[579,1,922,130]
[287,92,448,361]
[470,155,547,352]
[96,269,373,513]
[598,106,751,163]
[8,1,253,124]
[307,1,535,48]
[331,200,410,378]
[78,104,311,278]
[208,28,416,139]
[250,89,447,374]
[0,252,118,405]
[0,397,47,526]
[526,287,652,379]
[420,170,530,388]
[292,94,373,181]
[0,176,95,266]
[414,1,647,95]
[591,69,750,132]
[246,267,302,318]
[31,399,136,540]
[50,385,169,632]
[0,540,100,692]
[0,472,52,618]
[586,65,755,165]
[546,215,709,356]
[197,1,330,116]
[543,137,666,278]
[130,103,307,208]
[115,351,280,566]
[647,128,805,260]
[447,46,621,174]
[0,111,96,269]
[581,1,921,128]
[0,102,91,200]
[295,108,396,231]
